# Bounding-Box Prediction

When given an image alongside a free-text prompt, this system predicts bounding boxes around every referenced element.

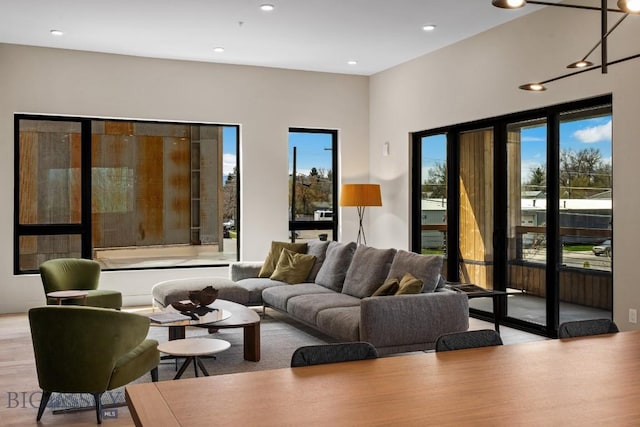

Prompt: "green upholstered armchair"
[39,258,122,309]
[28,305,160,424]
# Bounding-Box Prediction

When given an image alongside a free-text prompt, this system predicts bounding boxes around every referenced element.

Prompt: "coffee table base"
[158,338,231,380]
[161,300,261,362]
[174,355,211,379]
[168,322,261,362]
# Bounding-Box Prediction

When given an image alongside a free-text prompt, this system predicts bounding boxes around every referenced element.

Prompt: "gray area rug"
[152,308,336,379]
[49,309,334,409]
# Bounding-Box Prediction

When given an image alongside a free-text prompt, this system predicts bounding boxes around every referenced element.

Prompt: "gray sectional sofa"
[152,241,469,355]
[232,241,468,355]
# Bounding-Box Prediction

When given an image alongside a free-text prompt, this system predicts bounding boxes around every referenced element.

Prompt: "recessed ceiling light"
[347,60,358,65]
[50,29,64,36]
[213,47,225,53]
[260,4,275,11]
[422,24,436,32]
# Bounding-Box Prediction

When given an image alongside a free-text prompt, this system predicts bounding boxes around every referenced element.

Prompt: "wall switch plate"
[629,308,637,324]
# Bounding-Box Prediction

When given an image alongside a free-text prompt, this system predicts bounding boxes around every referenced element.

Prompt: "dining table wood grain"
[126,330,640,426]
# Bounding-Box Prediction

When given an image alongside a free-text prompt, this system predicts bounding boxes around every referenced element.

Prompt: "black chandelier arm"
[540,51,640,85]
[602,0,608,73]
[579,13,628,63]
[527,0,627,13]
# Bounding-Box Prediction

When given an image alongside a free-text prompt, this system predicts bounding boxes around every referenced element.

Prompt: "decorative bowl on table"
[170,286,219,318]
[189,285,219,306]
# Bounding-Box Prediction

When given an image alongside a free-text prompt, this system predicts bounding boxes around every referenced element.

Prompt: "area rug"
[48,309,335,410]
[152,308,337,379]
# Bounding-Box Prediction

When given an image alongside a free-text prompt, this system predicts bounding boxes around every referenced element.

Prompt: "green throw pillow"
[270,248,317,284]
[372,278,400,296]
[395,273,424,295]
[259,241,308,278]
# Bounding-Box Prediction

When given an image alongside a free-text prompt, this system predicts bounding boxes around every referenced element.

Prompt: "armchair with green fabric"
[39,258,122,309]
[28,305,160,424]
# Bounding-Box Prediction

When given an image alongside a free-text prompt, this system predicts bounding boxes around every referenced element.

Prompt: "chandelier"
[492,0,640,90]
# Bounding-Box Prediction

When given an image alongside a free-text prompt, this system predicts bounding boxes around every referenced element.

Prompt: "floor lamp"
[339,184,382,245]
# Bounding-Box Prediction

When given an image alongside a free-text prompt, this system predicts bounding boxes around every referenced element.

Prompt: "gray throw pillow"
[386,250,444,293]
[342,245,397,298]
[305,240,330,282]
[314,241,357,292]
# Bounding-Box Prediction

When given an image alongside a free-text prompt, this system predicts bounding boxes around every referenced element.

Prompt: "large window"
[412,95,612,337]
[15,115,239,273]
[288,128,337,242]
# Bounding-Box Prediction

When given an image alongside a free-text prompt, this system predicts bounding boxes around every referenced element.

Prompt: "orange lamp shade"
[339,184,382,207]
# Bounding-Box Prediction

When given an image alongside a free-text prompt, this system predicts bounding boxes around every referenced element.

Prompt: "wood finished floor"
[0,308,544,426]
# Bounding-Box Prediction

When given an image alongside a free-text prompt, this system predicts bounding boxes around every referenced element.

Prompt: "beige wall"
[0,43,369,312]
[369,7,640,330]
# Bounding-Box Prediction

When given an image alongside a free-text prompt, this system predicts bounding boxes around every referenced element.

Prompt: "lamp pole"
[357,206,367,245]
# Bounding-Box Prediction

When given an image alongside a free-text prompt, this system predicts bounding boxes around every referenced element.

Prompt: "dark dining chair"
[435,329,503,352]
[558,318,619,338]
[291,342,378,367]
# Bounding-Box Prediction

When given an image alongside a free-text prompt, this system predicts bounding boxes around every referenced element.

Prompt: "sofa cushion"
[386,250,443,293]
[342,245,396,298]
[269,248,316,284]
[372,277,399,297]
[152,277,249,307]
[234,278,288,305]
[286,293,361,325]
[395,273,424,295]
[316,306,361,342]
[262,283,333,311]
[314,241,357,292]
[258,241,308,278]
[305,240,330,282]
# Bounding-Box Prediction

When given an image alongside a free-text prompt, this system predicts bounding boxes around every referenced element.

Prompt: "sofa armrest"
[359,292,469,348]
[230,262,264,281]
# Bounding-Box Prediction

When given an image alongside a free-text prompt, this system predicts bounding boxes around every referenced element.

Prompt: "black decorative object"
[170,286,219,319]
[189,285,219,306]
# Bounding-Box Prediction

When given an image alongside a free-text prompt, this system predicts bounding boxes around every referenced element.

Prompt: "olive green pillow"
[372,278,400,296]
[258,241,308,278]
[270,248,317,284]
[395,273,424,295]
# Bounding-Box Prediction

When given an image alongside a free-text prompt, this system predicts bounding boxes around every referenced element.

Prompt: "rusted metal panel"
[19,131,38,224]
[164,136,190,244]
[92,133,137,248]
[198,126,222,245]
[105,121,134,136]
[136,136,164,244]
[70,132,82,223]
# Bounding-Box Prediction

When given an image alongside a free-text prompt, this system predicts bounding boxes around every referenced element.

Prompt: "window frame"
[14,113,240,274]
[288,127,338,242]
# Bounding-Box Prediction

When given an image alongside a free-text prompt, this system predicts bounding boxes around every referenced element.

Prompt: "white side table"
[46,290,89,305]
[158,338,231,380]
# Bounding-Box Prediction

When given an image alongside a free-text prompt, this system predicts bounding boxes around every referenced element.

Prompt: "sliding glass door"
[506,118,549,327]
[557,106,612,324]
[412,95,613,336]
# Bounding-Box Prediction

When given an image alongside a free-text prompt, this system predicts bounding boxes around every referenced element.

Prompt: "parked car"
[592,239,612,257]
[223,219,235,238]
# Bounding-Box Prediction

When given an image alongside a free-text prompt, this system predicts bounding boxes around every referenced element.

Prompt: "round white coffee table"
[158,338,231,380]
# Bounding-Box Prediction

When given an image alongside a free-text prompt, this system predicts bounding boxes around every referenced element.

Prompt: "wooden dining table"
[126,330,640,426]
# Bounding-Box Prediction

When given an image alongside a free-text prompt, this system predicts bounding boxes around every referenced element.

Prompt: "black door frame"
[411,94,613,337]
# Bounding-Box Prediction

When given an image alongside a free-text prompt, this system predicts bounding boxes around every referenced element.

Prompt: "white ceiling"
[0,0,544,76]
